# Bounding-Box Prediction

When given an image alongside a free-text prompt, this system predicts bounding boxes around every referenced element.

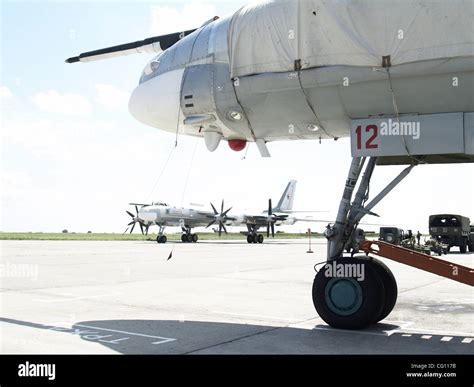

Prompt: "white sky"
[1,0,473,234]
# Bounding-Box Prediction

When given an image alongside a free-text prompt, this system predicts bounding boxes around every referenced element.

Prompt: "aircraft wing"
[244,214,288,226]
[280,210,330,214]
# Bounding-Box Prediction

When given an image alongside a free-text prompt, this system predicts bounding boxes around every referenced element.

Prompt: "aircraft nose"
[139,208,158,222]
[129,69,185,133]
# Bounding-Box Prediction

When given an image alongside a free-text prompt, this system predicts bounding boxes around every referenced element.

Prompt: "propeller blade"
[145,225,150,236]
[139,222,144,235]
[221,223,227,234]
[127,221,135,226]
[268,199,273,216]
[218,224,223,237]
[126,211,135,218]
[130,223,136,234]
[123,227,129,235]
[221,200,224,214]
[222,207,233,217]
[206,220,216,229]
[135,205,139,216]
[267,224,270,238]
[271,223,275,238]
[210,203,218,215]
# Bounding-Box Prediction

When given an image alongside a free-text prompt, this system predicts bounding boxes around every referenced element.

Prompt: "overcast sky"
[1,0,473,234]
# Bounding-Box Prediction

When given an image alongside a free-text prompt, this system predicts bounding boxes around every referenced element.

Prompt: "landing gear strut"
[156,225,168,244]
[246,225,264,244]
[312,157,415,329]
[181,227,198,243]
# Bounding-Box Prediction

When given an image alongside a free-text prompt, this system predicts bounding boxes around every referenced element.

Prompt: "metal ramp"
[360,240,474,286]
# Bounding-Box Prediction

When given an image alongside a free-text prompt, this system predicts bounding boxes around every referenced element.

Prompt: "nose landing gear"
[156,225,168,244]
[313,157,413,329]
[157,235,167,244]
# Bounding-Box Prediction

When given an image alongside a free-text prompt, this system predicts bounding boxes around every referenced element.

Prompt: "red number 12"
[356,125,379,150]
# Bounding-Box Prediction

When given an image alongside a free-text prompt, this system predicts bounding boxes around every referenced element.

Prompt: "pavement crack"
[184,326,281,354]
[398,278,445,294]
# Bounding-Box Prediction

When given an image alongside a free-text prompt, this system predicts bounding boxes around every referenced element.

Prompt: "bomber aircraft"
[125,180,322,244]
[67,0,474,329]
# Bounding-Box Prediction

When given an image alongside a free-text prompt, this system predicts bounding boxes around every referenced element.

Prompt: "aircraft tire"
[181,234,188,243]
[355,256,398,323]
[459,238,467,254]
[257,234,264,244]
[192,234,198,243]
[247,235,253,244]
[312,257,385,330]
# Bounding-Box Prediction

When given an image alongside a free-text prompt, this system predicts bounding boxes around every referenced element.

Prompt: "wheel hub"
[324,278,363,316]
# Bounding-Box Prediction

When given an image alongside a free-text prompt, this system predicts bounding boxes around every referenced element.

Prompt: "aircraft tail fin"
[273,180,297,213]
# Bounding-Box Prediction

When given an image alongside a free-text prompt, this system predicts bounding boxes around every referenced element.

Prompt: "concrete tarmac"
[1,240,473,354]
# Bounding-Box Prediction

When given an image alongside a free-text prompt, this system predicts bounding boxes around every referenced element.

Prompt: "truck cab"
[429,214,471,253]
[379,227,405,245]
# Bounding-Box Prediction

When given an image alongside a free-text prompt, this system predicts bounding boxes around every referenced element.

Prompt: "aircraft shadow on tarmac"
[1,317,472,355]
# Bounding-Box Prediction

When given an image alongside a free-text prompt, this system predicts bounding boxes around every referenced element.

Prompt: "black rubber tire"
[358,256,398,323]
[253,235,258,244]
[161,235,167,244]
[257,234,264,244]
[187,234,193,243]
[460,238,467,254]
[156,235,161,244]
[181,234,187,243]
[312,257,385,330]
[247,235,253,244]
[192,234,198,243]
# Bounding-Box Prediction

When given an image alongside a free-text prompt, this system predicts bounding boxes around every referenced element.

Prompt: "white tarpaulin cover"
[229,0,474,78]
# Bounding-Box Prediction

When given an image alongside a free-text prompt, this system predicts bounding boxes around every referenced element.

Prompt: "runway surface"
[1,240,473,354]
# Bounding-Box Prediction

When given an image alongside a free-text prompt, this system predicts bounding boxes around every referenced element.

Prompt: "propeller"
[206,200,233,237]
[266,199,275,238]
[124,205,147,235]
[265,199,288,238]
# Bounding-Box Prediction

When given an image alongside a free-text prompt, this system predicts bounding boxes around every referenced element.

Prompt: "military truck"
[379,227,405,245]
[429,214,471,253]
[470,225,474,252]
